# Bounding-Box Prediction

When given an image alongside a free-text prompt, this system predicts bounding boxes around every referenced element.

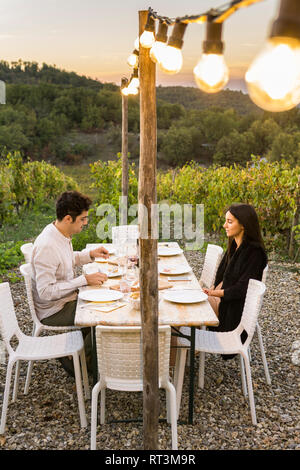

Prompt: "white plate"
[163,289,207,304]
[159,265,192,275]
[78,289,123,302]
[104,267,124,278]
[158,247,183,256]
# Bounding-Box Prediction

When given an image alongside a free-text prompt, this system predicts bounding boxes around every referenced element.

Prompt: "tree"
[161,126,194,165]
[267,131,300,166]
[213,129,256,166]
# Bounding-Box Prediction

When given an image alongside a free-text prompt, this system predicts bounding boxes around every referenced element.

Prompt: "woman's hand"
[203,287,224,298]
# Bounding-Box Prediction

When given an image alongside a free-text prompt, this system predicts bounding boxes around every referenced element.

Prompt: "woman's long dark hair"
[225,203,265,260]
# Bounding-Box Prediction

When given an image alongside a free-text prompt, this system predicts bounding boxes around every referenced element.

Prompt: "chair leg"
[165,382,178,450]
[12,360,21,402]
[241,351,257,426]
[24,327,42,396]
[24,361,34,395]
[198,326,206,389]
[91,381,102,450]
[73,352,87,428]
[239,355,248,397]
[0,360,15,434]
[80,349,90,399]
[100,388,106,424]
[174,348,187,419]
[256,323,271,385]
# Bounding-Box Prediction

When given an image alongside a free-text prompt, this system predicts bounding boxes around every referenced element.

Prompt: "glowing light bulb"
[134,37,140,51]
[246,37,300,112]
[127,52,139,68]
[140,30,155,49]
[150,40,167,64]
[194,53,229,93]
[159,46,183,74]
[121,87,129,96]
[127,82,139,95]
[130,77,139,89]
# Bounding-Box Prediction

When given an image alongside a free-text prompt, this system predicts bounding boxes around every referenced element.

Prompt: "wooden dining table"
[75,242,219,424]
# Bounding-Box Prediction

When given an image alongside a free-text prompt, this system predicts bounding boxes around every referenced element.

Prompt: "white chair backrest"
[95,325,170,391]
[262,264,268,284]
[239,279,266,347]
[19,263,40,326]
[20,243,33,263]
[200,244,224,288]
[0,283,22,353]
[112,225,139,244]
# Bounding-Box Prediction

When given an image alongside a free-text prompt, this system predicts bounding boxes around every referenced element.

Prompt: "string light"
[150,21,168,65]
[246,0,300,111]
[159,21,187,74]
[125,1,300,112]
[127,49,139,68]
[193,22,229,93]
[140,14,155,48]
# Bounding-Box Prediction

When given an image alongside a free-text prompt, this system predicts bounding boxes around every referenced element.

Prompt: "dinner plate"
[163,289,207,304]
[158,247,183,256]
[78,289,123,302]
[159,265,192,275]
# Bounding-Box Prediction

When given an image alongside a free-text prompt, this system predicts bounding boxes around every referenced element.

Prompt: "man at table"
[31,190,109,376]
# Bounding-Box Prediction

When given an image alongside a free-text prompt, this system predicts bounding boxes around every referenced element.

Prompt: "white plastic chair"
[90,325,178,450]
[253,264,271,385]
[175,279,266,426]
[0,282,89,434]
[19,263,81,394]
[20,242,33,263]
[199,243,224,289]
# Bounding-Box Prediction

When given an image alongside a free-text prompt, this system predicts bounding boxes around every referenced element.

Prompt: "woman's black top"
[213,239,267,332]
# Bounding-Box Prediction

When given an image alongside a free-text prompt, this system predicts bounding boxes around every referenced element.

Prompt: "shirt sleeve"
[73,248,93,266]
[33,245,88,301]
[223,248,265,302]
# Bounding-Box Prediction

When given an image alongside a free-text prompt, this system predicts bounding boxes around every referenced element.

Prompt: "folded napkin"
[83,301,126,313]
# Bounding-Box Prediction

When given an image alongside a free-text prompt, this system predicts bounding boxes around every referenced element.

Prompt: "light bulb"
[121,87,129,96]
[127,52,138,68]
[127,82,139,96]
[246,37,300,112]
[134,37,140,51]
[150,40,167,64]
[140,30,155,49]
[194,53,229,93]
[159,45,183,74]
[130,77,139,88]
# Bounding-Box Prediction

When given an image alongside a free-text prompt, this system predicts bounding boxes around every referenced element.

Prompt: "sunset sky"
[0,0,279,91]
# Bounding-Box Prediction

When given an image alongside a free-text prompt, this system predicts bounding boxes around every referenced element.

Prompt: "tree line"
[0,60,299,167]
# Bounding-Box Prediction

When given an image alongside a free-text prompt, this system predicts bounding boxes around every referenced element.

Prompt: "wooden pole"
[138,10,159,450]
[121,78,128,226]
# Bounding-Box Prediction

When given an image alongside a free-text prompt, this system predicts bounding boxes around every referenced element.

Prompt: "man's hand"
[90,246,109,260]
[85,272,108,286]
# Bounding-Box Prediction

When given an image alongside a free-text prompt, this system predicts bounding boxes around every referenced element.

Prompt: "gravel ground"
[0,251,299,451]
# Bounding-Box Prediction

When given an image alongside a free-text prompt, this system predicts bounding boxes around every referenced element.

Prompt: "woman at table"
[203,203,267,353]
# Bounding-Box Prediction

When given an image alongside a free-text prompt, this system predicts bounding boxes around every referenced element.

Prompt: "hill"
[0,59,117,90]
[156,85,261,115]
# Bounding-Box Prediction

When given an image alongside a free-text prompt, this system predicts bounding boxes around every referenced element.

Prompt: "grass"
[0,202,56,244]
